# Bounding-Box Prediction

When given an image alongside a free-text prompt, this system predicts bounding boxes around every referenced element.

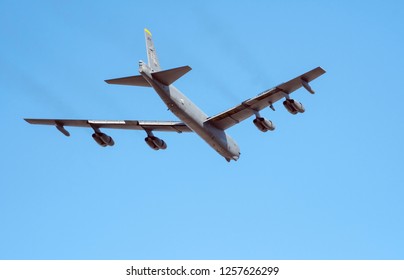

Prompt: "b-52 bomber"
[25,29,325,162]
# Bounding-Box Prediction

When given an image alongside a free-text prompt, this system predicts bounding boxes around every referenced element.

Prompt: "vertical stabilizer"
[144,28,161,72]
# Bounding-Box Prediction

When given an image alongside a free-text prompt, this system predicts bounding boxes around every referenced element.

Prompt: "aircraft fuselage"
[139,61,240,161]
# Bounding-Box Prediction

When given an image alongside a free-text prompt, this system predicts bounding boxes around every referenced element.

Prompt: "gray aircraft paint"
[139,60,240,161]
[24,28,325,162]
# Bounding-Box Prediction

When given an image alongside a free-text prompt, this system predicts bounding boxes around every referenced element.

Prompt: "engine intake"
[283,99,305,114]
[253,117,275,132]
[145,136,167,150]
[92,132,115,147]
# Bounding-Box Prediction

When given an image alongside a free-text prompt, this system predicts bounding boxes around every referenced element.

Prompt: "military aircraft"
[25,28,325,162]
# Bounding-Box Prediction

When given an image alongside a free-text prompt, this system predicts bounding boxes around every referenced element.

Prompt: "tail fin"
[144,28,161,72]
[105,29,192,87]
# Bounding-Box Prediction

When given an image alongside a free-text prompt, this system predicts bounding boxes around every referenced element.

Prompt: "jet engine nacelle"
[283,99,305,114]
[145,136,167,150]
[92,132,115,147]
[253,117,275,132]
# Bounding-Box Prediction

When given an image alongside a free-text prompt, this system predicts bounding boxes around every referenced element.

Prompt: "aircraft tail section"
[144,28,161,72]
[151,66,192,86]
[105,29,191,87]
[144,28,191,85]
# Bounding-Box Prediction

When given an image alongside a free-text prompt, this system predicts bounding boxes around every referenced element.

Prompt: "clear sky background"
[1,0,403,259]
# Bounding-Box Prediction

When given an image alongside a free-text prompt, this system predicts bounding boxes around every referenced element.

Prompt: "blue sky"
[1,0,403,259]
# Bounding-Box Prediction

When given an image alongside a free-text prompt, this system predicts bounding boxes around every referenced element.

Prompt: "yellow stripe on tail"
[144,28,152,36]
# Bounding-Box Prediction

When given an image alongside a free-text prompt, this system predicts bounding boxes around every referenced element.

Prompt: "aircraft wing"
[24,119,192,133]
[206,67,326,130]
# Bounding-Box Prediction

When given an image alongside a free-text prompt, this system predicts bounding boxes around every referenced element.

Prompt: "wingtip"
[104,78,117,85]
[144,28,152,36]
[318,66,326,73]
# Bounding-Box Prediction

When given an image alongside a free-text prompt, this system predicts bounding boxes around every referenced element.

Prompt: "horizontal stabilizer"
[105,75,151,87]
[151,66,191,86]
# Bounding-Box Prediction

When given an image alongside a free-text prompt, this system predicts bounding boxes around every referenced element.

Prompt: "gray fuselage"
[139,62,240,161]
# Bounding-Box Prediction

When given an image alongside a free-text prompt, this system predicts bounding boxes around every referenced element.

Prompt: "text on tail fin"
[144,28,161,72]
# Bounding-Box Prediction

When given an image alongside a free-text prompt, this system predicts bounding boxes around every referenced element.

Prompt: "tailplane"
[151,66,191,86]
[105,74,151,87]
